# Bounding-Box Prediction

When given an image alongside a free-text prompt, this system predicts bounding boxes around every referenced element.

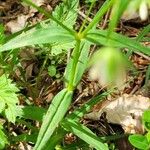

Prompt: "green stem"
[101,134,129,141]
[82,0,112,36]
[79,0,96,33]
[22,0,76,36]
[67,40,81,91]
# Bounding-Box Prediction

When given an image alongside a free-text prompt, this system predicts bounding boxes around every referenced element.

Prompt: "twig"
[78,10,92,22]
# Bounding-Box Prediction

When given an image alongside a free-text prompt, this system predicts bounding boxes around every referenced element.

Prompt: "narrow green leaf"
[44,127,66,150]
[85,30,150,55]
[108,0,129,37]
[129,134,149,150]
[136,24,150,42]
[82,0,112,35]
[0,25,5,45]
[145,65,150,85]
[12,133,37,143]
[62,119,108,150]
[66,91,109,121]
[0,26,75,52]
[34,89,73,150]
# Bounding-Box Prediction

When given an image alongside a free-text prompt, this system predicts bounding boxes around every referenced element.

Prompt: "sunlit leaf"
[129,134,149,150]
[34,89,73,150]
[0,124,8,149]
[85,29,150,55]
[62,119,108,150]
[0,26,74,52]
[0,75,19,123]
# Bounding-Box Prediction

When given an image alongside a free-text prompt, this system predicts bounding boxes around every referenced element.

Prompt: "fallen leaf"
[6,15,28,33]
[85,94,150,134]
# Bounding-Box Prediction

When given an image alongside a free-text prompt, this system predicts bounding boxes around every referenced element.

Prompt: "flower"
[122,0,150,21]
[139,1,148,21]
[88,47,128,89]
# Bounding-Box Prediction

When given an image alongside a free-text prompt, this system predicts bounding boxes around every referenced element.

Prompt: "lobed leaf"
[0,75,19,123]
[52,0,79,28]
[49,0,79,55]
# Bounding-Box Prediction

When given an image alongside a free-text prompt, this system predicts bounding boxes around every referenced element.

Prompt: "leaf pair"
[15,91,109,149]
[34,89,73,150]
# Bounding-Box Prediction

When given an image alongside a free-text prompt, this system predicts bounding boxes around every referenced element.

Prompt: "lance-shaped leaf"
[34,89,73,150]
[61,119,109,150]
[85,30,150,56]
[66,91,110,121]
[0,26,75,52]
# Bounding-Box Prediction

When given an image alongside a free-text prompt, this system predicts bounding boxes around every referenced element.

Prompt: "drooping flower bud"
[139,1,148,21]
[89,47,128,90]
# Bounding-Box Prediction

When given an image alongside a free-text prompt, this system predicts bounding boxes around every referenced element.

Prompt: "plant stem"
[101,134,128,141]
[22,0,76,36]
[36,51,50,87]
[82,0,112,36]
[67,40,81,91]
[79,0,96,33]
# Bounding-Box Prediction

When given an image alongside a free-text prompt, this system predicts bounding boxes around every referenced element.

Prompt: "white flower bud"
[88,47,127,89]
[139,1,148,21]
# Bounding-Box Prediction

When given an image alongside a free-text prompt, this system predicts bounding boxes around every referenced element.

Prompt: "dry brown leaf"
[6,15,28,33]
[85,94,150,134]
[6,0,45,33]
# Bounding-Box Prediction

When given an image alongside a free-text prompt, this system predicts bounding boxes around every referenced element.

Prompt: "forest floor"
[1,0,150,150]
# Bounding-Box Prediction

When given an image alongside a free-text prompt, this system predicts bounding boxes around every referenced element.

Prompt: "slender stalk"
[82,0,112,36]
[67,40,81,91]
[101,134,128,141]
[22,0,76,36]
[79,0,96,33]
[36,51,50,86]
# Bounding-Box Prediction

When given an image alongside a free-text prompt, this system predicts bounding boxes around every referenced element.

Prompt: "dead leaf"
[6,15,28,33]
[85,94,150,134]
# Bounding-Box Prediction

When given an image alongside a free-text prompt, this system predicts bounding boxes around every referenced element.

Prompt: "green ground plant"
[129,110,150,150]
[0,0,150,149]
